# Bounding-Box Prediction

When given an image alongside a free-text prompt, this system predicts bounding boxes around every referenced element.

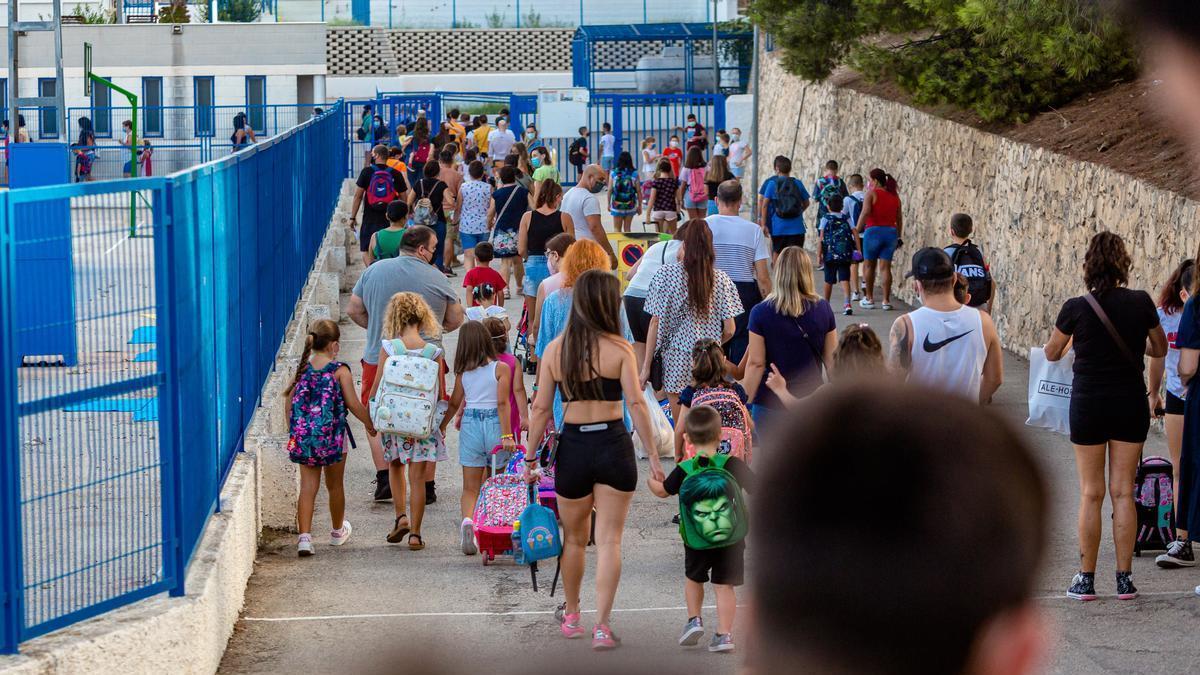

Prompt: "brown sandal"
[386,515,409,543]
[408,533,425,551]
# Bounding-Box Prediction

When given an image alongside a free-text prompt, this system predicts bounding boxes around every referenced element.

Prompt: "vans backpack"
[1134,456,1176,555]
[677,453,749,550]
[371,341,442,438]
[822,213,856,263]
[773,177,804,219]
[687,166,708,205]
[412,180,443,228]
[518,484,562,564]
[948,240,994,308]
[612,171,639,211]
[286,361,349,464]
[366,166,399,211]
[686,387,752,464]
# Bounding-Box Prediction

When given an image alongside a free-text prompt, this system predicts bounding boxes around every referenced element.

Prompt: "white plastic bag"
[634,385,674,459]
[1026,346,1074,436]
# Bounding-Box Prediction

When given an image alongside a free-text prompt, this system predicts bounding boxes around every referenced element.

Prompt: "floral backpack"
[287,361,349,465]
[685,385,753,464]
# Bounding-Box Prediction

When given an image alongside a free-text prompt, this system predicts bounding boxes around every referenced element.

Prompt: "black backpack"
[568,137,586,166]
[948,240,993,308]
[773,177,804,219]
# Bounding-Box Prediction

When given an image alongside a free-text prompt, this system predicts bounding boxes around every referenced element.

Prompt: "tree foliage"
[749,0,1137,122]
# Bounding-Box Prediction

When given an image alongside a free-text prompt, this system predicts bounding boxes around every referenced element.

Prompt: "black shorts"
[1069,393,1150,446]
[771,233,805,253]
[555,420,637,499]
[623,295,651,343]
[1167,391,1186,416]
[359,220,386,253]
[684,542,745,586]
[823,261,851,284]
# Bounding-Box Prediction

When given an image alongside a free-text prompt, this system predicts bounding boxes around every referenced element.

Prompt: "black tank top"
[526,210,565,256]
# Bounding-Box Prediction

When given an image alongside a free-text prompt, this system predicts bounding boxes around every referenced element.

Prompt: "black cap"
[905,247,955,281]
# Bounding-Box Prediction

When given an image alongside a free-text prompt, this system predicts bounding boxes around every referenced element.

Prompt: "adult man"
[486,117,517,165]
[349,144,409,266]
[347,226,464,500]
[758,155,811,258]
[727,127,752,179]
[472,115,493,159]
[437,149,464,269]
[561,165,617,268]
[753,383,1047,675]
[447,107,466,153]
[887,247,1003,404]
[706,180,772,363]
[685,113,707,153]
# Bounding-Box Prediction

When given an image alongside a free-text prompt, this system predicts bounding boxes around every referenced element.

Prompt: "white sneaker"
[859,298,876,309]
[881,303,894,311]
[330,521,352,546]
[461,518,477,555]
[297,533,314,557]
[851,291,860,301]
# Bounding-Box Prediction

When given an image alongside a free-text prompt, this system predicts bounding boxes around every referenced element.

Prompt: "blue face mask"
[531,157,542,168]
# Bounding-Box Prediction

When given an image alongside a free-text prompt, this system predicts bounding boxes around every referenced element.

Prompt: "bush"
[218,0,261,23]
[749,0,1137,122]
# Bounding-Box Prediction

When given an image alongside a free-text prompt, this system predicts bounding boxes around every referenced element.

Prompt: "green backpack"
[677,453,749,550]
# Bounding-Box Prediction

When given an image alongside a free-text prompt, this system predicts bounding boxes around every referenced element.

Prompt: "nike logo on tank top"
[908,305,987,400]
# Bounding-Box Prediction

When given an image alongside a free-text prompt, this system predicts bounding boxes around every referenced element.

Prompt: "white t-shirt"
[487,128,516,159]
[466,304,508,322]
[600,134,616,158]
[625,240,682,298]
[705,214,770,284]
[1160,308,1186,399]
[728,141,750,168]
[560,186,602,242]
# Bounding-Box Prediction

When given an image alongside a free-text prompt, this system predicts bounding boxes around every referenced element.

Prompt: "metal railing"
[0,101,347,653]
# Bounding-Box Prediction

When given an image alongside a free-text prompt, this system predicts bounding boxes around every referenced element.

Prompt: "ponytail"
[284,319,341,398]
[884,173,898,194]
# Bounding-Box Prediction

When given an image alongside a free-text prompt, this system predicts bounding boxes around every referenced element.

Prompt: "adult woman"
[1044,231,1167,601]
[1173,248,1200,574]
[530,146,560,202]
[487,166,530,297]
[623,224,686,367]
[372,115,390,145]
[408,161,450,272]
[678,147,709,221]
[1150,259,1194,566]
[519,181,574,336]
[640,136,659,182]
[704,155,733,216]
[647,160,681,234]
[741,246,837,431]
[640,221,742,419]
[407,125,433,190]
[510,142,535,192]
[525,270,663,650]
[528,233,575,362]
[524,123,544,151]
[608,151,642,233]
[855,168,903,311]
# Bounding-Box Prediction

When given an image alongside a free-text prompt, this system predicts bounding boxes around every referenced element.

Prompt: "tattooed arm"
[888,315,913,375]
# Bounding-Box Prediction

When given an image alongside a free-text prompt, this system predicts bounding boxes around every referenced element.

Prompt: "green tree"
[218,0,262,23]
[749,0,1137,122]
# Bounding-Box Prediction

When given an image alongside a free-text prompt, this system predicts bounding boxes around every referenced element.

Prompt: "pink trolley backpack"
[473,445,531,565]
[1133,456,1176,556]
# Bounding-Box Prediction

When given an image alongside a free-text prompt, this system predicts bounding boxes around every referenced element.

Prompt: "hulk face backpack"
[677,454,749,550]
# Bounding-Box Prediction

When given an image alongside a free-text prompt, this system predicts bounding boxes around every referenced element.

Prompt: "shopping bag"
[633,385,674,459]
[1026,347,1073,436]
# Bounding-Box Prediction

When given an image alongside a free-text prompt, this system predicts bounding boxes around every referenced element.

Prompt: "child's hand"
[520,418,530,432]
[454,410,463,431]
[501,436,516,453]
[765,363,789,397]
[366,422,378,437]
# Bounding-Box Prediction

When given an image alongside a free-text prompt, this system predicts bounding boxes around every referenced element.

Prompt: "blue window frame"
[91,76,112,138]
[245,76,266,134]
[142,77,164,138]
[37,78,58,139]
[193,76,214,137]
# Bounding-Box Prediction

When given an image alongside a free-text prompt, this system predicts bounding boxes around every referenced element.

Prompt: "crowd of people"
[283,34,1200,664]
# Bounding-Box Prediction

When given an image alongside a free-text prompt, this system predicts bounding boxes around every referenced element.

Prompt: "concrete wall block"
[247,432,296,531]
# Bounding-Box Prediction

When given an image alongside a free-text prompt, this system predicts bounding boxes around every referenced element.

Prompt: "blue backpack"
[822,213,855,262]
[518,484,561,564]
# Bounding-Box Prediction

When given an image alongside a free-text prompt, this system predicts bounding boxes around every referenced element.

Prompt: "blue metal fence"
[0,101,347,653]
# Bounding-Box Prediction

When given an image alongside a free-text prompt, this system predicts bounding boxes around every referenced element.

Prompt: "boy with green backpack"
[649,405,755,654]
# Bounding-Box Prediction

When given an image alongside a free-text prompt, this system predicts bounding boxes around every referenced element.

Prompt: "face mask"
[669,140,679,148]
[527,130,536,138]
[731,133,740,142]
[648,143,656,149]
[531,157,542,168]
[687,121,696,128]
[589,181,606,194]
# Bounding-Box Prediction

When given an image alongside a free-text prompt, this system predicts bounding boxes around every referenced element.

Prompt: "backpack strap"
[1083,292,1141,368]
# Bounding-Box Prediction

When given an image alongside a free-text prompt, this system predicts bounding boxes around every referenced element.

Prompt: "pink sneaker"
[591,624,620,650]
[556,603,585,639]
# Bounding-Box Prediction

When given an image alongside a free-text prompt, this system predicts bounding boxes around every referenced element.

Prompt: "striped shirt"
[705,214,771,283]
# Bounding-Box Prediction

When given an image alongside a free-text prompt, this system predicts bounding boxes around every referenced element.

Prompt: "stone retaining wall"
[757,51,1200,350]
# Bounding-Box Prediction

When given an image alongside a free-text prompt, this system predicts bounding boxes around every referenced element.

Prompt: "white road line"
[1034,589,1197,601]
[244,604,719,623]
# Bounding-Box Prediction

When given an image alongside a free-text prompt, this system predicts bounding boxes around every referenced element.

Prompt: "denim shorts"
[601,156,614,172]
[523,255,550,297]
[862,226,898,262]
[459,408,509,468]
[461,231,489,252]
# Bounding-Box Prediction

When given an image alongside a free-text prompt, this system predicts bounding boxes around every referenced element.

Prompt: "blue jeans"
[432,220,447,270]
[523,255,550,297]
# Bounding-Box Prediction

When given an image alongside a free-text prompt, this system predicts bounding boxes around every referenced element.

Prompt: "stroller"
[514,304,535,375]
[473,445,530,565]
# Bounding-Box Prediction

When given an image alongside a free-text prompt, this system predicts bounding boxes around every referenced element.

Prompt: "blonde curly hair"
[562,239,610,288]
[382,292,440,339]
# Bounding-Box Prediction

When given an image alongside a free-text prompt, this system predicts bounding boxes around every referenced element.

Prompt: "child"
[366,201,407,266]
[819,194,859,315]
[483,316,530,443]
[648,405,754,654]
[285,319,377,557]
[673,339,751,463]
[139,140,153,177]
[466,283,510,330]
[458,161,494,269]
[944,213,995,312]
[463,242,507,306]
[386,145,408,174]
[662,134,684,177]
[442,321,516,556]
[367,292,449,551]
[647,159,682,234]
[812,159,849,222]
[568,126,590,176]
[599,122,616,173]
[764,324,885,407]
[843,174,866,299]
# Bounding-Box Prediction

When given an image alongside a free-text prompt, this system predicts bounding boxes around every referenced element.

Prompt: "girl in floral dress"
[366,292,449,551]
[286,319,377,557]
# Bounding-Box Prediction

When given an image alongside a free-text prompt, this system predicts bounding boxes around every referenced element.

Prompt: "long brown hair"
[691,338,727,388]
[707,155,733,183]
[684,146,707,169]
[559,270,623,402]
[482,316,509,354]
[535,180,563,209]
[1083,231,1131,293]
[681,219,716,317]
[286,319,339,397]
[453,321,497,374]
[833,324,884,379]
[1159,259,1195,314]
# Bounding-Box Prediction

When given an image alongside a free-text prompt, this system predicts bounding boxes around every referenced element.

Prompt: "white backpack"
[371,341,442,438]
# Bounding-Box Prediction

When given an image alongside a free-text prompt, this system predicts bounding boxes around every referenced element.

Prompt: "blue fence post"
[612,95,624,159]
[0,191,23,654]
[713,94,726,136]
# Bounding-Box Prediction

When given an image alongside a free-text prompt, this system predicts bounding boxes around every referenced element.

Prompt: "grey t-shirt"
[353,254,459,365]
